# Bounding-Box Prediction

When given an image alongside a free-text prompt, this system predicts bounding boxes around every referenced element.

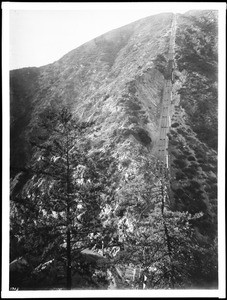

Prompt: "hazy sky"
[4,2,223,70]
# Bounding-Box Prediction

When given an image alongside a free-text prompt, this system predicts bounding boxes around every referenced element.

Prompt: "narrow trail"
[154,14,177,171]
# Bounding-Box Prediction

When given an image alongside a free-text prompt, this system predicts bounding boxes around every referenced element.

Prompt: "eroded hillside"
[11,13,173,171]
[10,11,218,290]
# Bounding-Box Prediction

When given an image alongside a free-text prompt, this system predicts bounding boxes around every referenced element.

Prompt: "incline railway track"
[107,14,178,290]
[115,14,178,288]
[155,13,177,172]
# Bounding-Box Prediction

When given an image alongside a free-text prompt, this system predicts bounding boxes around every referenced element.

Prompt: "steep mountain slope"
[168,10,218,239]
[10,67,40,173]
[10,13,172,173]
[10,11,218,289]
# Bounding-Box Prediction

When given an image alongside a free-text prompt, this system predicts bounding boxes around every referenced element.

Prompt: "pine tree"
[112,156,214,289]
[10,105,118,289]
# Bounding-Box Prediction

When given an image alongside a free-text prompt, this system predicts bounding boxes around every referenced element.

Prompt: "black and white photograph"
[2,2,226,298]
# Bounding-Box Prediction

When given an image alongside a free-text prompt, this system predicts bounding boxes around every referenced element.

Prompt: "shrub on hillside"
[173,158,188,169]
[188,155,196,161]
[171,122,180,128]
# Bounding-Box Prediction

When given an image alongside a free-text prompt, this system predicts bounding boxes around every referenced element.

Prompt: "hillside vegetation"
[10,11,218,290]
[168,11,218,237]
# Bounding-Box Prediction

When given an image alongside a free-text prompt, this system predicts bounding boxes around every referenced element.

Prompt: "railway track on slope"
[110,15,178,289]
[155,13,177,174]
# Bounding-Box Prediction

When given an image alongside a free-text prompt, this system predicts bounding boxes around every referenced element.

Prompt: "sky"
[4,2,221,70]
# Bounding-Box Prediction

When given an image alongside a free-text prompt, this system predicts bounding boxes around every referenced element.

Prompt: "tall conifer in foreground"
[10,105,118,289]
